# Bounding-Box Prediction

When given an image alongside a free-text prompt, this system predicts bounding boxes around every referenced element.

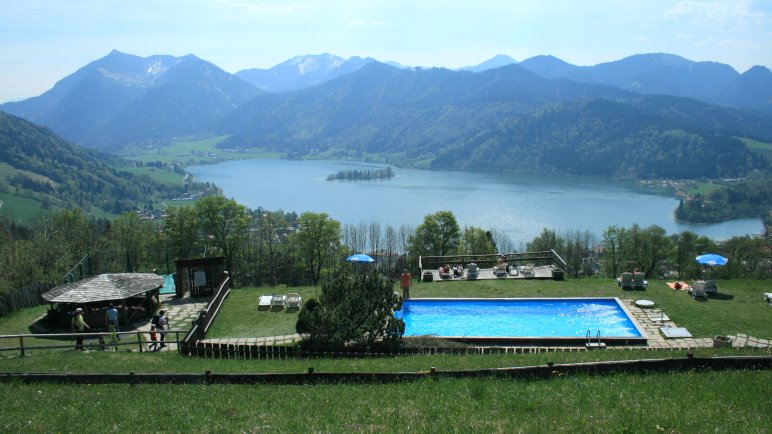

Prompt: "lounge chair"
[617,272,633,289]
[690,281,707,299]
[704,279,718,294]
[270,294,287,310]
[495,263,508,278]
[439,267,452,280]
[466,263,479,280]
[286,293,302,310]
[633,272,648,289]
[258,295,272,310]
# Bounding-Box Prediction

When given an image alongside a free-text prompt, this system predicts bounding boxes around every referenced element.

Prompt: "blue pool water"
[395,298,643,338]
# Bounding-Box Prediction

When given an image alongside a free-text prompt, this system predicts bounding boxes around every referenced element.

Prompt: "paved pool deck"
[194,297,770,351]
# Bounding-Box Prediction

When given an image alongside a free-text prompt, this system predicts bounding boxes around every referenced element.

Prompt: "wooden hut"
[42,273,163,328]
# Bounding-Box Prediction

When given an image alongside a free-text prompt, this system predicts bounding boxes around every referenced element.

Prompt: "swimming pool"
[395,298,647,345]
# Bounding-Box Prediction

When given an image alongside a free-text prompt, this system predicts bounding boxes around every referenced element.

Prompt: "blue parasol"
[346,253,375,263]
[695,254,728,266]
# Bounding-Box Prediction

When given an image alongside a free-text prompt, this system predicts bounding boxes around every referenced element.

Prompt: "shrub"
[296,268,404,348]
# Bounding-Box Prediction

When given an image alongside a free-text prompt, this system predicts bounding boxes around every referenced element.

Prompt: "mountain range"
[1,50,770,180]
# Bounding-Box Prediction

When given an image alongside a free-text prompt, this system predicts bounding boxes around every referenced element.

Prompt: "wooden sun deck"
[427,265,557,282]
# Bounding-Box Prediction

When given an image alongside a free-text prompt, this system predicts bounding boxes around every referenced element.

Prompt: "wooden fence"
[2,355,770,385]
[0,283,51,315]
[0,330,187,356]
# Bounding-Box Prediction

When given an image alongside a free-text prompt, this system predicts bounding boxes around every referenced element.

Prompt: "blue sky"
[1,0,771,102]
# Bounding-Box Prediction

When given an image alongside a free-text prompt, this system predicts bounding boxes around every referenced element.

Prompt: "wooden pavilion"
[42,273,163,328]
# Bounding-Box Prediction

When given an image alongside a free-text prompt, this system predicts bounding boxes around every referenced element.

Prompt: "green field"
[116,165,186,185]
[742,137,772,162]
[686,181,723,196]
[1,278,770,432]
[0,192,51,221]
[128,135,282,165]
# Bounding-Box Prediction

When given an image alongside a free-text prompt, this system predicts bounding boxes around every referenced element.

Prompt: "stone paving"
[131,294,210,351]
[619,298,771,350]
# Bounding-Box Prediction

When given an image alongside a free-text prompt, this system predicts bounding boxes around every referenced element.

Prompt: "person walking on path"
[71,308,90,351]
[157,310,169,348]
[148,325,158,351]
[400,269,412,300]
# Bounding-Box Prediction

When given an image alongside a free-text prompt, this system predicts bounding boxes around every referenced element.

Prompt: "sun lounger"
[660,326,692,338]
[495,263,508,278]
[286,292,302,310]
[270,294,287,310]
[617,272,633,289]
[690,281,707,299]
[704,279,717,294]
[438,267,452,280]
[258,295,272,310]
[632,272,648,289]
[466,263,479,280]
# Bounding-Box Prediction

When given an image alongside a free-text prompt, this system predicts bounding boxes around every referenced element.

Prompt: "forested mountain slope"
[0,111,190,214]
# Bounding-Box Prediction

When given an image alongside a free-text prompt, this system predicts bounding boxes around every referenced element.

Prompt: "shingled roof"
[42,273,163,304]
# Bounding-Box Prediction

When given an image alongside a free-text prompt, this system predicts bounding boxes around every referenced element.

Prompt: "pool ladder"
[585,329,606,349]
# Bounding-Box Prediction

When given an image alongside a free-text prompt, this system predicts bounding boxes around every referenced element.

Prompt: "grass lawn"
[0,278,770,432]
[0,368,769,432]
[211,278,772,340]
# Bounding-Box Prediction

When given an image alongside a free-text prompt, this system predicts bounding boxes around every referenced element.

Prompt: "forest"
[326,167,395,181]
[1,196,769,316]
[675,179,772,224]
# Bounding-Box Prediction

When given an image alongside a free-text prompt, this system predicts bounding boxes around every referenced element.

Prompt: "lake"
[187,159,762,245]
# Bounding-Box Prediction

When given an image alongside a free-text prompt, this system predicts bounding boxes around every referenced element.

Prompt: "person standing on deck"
[400,269,412,300]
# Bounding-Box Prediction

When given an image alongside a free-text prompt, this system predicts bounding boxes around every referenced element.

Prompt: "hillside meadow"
[0,277,770,432]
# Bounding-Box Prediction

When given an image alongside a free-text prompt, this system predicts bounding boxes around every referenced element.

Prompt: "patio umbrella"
[695,254,728,266]
[696,253,727,280]
[346,253,375,263]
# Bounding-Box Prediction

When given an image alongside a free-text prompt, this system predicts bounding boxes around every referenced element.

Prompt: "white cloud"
[346,19,388,28]
[665,0,767,28]
[675,32,694,39]
[634,35,648,42]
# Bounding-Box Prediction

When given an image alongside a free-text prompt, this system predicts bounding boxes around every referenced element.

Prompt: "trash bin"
[422,271,433,282]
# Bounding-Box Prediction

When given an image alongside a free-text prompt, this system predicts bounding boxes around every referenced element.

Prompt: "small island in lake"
[326,167,395,181]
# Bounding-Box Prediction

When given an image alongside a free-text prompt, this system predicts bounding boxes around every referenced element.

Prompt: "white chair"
[286,293,302,310]
[270,294,287,310]
[258,295,272,310]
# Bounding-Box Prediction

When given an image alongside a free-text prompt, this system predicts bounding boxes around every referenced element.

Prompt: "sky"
[1,0,771,102]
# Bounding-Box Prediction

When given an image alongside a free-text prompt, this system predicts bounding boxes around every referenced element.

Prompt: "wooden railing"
[420,250,567,275]
[0,330,187,356]
[180,275,231,353]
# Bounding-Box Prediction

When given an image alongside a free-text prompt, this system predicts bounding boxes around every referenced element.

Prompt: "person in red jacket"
[400,269,412,300]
